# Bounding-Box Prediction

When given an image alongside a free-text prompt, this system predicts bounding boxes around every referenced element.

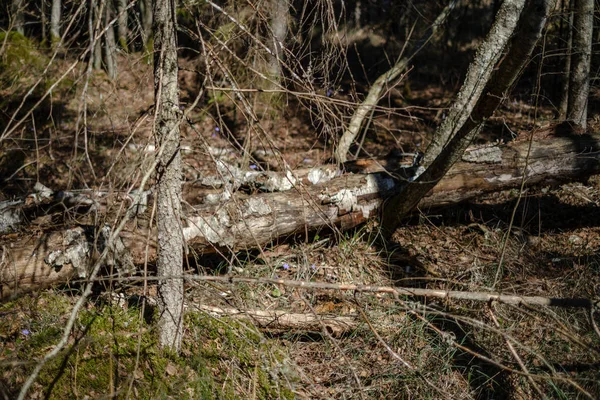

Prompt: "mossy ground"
[0,292,295,399]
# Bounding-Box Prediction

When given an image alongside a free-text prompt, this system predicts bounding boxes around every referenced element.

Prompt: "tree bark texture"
[567,0,593,128]
[268,0,289,85]
[103,1,118,80]
[382,0,554,233]
[117,0,129,51]
[2,132,600,301]
[50,0,61,46]
[559,2,573,119]
[421,0,528,170]
[153,0,184,352]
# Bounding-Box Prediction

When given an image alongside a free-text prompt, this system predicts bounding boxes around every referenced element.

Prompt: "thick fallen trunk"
[2,133,600,300]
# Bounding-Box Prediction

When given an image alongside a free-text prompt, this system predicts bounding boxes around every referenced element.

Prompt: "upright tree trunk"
[567,0,593,129]
[268,0,289,86]
[559,2,573,119]
[42,0,47,43]
[140,0,153,50]
[90,0,102,70]
[50,0,61,47]
[104,1,118,80]
[116,0,129,51]
[153,0,184,352]
[383,0,555,234]
[11,0,25,35]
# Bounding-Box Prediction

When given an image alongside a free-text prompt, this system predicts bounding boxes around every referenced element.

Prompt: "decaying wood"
[197,305,358,335]
[1,133,600,300]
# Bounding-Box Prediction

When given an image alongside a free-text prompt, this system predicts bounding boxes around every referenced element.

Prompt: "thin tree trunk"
[116,0,129,51]
[104,1,118,80]
[335,2,455,163]
[11,0,25,35]
[90,0,102,70]
[567,0,593,129]
[153,0,184,352]
[559,2,573,119]
[140,0,153,50]
[50,0,61,47]
[268,0,289,86]
[382,0,555,234]
[42,0,47,42]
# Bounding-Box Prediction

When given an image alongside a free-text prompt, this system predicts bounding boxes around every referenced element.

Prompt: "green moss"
[0,31,45,81]
[2,293,295,399]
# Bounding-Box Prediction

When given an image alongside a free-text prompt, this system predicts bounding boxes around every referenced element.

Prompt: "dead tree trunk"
[567,0,593,129]
[382,0,555,233]
[153,0,184,352]
[2,132,600,301]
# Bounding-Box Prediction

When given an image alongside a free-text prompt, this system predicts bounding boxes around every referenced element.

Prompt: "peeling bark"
[2,133,600,300]
[383,0,555,233]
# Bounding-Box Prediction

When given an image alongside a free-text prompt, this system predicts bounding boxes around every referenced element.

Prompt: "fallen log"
[2,133,600,300]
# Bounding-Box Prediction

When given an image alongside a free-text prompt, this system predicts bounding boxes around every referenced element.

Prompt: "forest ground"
[1,41,600,399]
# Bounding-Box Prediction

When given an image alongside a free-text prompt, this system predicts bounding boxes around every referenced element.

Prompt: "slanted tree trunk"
[383,0,555,233]
[50,0,61,47]
[103,1,118,80]
[153,0,184,352]
[567,0,593,129]
[11,0,25,35]
[116,0,129,51]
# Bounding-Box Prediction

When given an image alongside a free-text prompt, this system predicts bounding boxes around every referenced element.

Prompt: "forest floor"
[1,45,600,399]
